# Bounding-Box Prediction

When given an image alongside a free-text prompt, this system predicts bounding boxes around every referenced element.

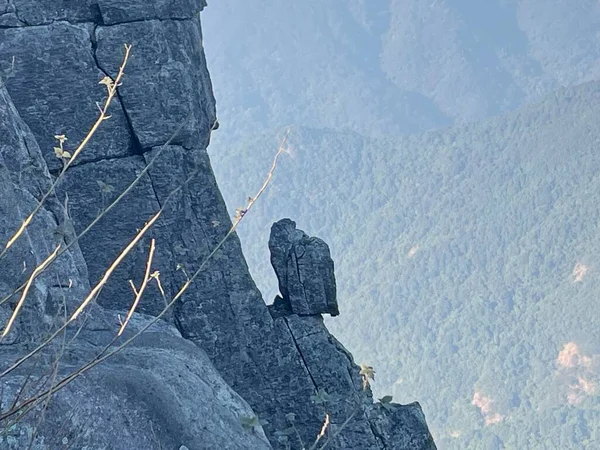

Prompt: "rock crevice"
[0,2,437,449]
[90,24,145,158]
[282,316,320,391]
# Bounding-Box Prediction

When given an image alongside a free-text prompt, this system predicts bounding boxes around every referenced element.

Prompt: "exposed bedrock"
[269,218,339,317]
[0,83,270,450]
[0,1,437,448]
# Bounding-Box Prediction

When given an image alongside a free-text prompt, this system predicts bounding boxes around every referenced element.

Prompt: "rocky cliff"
[0,1,435,448]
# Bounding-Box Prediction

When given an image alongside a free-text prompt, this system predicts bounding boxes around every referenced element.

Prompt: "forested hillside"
[202,1,600,448]
[202,0,600,140]
[210,81,600,449]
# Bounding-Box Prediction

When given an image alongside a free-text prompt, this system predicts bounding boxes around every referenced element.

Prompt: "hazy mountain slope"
[201,0,449,140]
[210,81,600,449]
[517,0,600,84]
[202,0,600,140]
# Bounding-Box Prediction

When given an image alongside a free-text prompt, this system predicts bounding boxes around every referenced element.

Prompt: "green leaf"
[239,415,259,431]
[379,395,394,411]
[99,76,114,89]
[310,389,331,405]
[96,180,115,193]
[379,395,393,404]
[359,363,375,381]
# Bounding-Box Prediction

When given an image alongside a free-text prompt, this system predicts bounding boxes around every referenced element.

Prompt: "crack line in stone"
[367,417,387,449]
[90,24,144,158]
[47,153,150,177]
[0,16,196,29]
[292,248,309,311]
[283,317,319,391]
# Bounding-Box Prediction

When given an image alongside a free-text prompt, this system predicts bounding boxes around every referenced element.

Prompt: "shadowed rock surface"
[267,228,436,449]
[0,84,270,450]
[269,218,338,317]
[0,1,436,449]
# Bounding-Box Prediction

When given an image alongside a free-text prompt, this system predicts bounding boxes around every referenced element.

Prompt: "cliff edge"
[0,1,436,448]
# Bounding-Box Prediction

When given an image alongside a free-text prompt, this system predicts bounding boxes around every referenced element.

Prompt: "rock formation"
[269,218,339,317]
[266,220,435,449]
[0,1,437,448]
[0,83,270,449]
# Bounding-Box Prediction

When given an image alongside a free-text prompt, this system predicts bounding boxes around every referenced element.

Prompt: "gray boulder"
[269,218,339,317]
[268,236,436,450]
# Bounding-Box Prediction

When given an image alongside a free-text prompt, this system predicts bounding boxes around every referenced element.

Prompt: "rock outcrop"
[0,1,437,449]
[269,218,338,317]
[267,222,436,449]
[0,84,270,449]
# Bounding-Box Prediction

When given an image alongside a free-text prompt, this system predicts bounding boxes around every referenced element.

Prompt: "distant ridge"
[212,79,600,449]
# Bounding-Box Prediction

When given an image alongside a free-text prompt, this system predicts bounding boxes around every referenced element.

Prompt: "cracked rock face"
[269,218,339,316]
[0,22,132,171]
[0,84,270,450]
[0,2,437,449]
[267,224,436,449]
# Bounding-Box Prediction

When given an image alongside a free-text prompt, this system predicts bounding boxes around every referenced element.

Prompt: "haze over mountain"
[210,81,600,449]
[202,2,600,449]
[203,0,600,139]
